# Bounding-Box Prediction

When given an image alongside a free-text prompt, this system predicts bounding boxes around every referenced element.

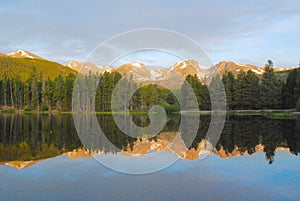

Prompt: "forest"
[0,60,300,112]
[186,64,300,111]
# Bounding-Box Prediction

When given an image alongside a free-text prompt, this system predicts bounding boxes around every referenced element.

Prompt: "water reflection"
[0,114,81,163]
[0,114,300,168]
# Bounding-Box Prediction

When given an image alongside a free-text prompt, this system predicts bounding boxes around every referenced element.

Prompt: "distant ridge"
[66,60,114,74]
[7,49,45,60]
[65,59,295,83]
[0,52,7,57]
[1,49,296,82]
[0,56,76,81]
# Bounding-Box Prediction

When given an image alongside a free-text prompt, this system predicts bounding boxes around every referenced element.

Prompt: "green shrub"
[24,107,32,113]
[41,105,49,112]
[0,109,16,113]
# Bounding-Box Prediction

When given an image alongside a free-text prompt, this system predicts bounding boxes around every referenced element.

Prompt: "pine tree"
[30,69,39,110]
[63,74,75,111]
[222,71,235,110]
[282,69,297,108]
[233,71,247,109]
[181,75,198,111]
[259,65,282,109]
[53,75,64,111]
[209,74,226,111]
[24,78,31,109]
[245,70,259,109]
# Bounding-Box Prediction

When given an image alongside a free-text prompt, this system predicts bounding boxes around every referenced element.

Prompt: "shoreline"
[0,109,299,118]
[0,109,150,115]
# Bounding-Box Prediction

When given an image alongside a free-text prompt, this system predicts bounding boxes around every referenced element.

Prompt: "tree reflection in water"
[0,114,299,164]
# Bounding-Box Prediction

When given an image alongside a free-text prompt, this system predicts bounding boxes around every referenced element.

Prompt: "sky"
[0,0,300,68]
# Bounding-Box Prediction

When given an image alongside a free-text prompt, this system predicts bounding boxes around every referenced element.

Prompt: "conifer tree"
[259,64,282,109]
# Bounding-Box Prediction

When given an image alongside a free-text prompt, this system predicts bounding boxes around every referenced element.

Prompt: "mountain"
[66,60,114,74]
[3,49,295,82]
[5,160,43,170]
[7,49,44,60]
[213,61,294,82]
[214,61,293,76]
[0,56,76,81]
[116,62,162,82]
[113,60,209,86]
[215,61,264,76]
[159,60,210,83]
[273,66,294,72]
[164,60,206,78]
[66,60,83,71]
[0,52,7,57]
[115,60,294,84]
[65,59,295,84]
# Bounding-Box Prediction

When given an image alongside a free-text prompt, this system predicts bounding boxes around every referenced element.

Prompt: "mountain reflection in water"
[0,113,299,169]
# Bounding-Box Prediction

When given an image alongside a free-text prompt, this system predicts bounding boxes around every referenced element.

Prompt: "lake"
[0,113,300,200]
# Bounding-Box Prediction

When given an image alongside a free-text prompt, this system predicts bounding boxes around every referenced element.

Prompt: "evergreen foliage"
[0,58,300,112]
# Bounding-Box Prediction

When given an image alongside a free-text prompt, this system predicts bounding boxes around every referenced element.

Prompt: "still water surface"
[0,114,299,200]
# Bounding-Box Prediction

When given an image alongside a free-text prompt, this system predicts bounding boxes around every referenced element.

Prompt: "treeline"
[1,62,300,112]
[0,70,178,112]
[0,68,76,111]
[73,72,179,113]
[0,56,76,81]
[185,64,300,110]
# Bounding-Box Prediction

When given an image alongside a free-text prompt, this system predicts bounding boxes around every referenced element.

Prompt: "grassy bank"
[0,109,150,115]
[1,109,300,118]
[179,109,300,119]
[264,112,300,119]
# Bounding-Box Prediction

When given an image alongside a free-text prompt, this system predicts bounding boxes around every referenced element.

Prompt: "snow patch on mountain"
[66,59,294,84]
[67,60,81,69]
[250,69,263,75]
[173,61,188,69]
[66,60,114,74]
[7,49,42,59]
[233,62,247,67]
[130,62,144,68]
[150,70,162,78]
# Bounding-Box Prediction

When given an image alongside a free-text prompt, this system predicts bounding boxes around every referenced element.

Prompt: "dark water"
[0,114,300,200]
[1,114,300,163]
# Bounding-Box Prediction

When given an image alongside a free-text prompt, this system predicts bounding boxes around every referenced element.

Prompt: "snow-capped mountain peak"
[66,60,81,69]
[66,60,114,74]
[173,60,190,69]
[232,61,248,67]
[7,49,44,60]
[66,59,294,84]
[130,62,145,68]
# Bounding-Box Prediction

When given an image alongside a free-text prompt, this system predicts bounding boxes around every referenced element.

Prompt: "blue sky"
[0,0,300,67]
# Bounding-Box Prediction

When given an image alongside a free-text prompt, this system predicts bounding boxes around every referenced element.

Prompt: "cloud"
[0,0,299,67]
